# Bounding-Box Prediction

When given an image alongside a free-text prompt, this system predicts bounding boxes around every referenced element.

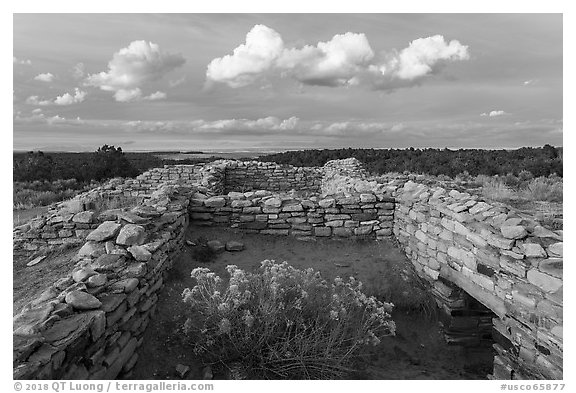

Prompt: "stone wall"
[393,181,563,380]
[188,189,395,240]
[13,157,563,380]
[223,160,322,193]
[13,184,191,379]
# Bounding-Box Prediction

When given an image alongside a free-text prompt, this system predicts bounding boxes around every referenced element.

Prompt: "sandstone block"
[501,225,528,239]
[65,291,102,310]
[86,222,122,242]
[116,224,146,246]
[527,270,562,293]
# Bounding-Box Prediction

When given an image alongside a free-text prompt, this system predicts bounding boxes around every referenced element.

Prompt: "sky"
[12,13,563,152]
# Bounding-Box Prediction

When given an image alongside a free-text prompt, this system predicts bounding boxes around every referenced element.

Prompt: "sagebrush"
[181,260,395,379]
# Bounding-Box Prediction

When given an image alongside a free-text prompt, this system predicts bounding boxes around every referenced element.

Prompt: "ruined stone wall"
[189,190,395,240]
[393,181,563,380]
[223,160,322,193]
[13,185,191,379]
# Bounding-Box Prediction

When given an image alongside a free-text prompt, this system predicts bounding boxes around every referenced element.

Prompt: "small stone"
[522,243,547,258]
[282,203,304,212]
[87,274,108,287]
[225,241,245,252]
[72,211,94,224]
[86,221,122,242]
[360,194,377,203]
[26,255,46,267]
[77,241,106,258]
[527,270,563,293]
[116,224,146,246]
[264,197,282,208]
[548,242,563,257]
[128,245,152,261]
[175,364,190,379]
[204,197,226,208]
[207,240,225,253]
[118,211,150,225]
[72,267,97,283]
[65,291,102,310]
[501,225,528,239]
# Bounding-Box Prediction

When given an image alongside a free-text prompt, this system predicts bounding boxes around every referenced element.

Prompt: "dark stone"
[477,263,496,277]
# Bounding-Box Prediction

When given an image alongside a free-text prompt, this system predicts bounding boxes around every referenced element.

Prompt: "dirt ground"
[13,246,80,316]
[131,225,493,380]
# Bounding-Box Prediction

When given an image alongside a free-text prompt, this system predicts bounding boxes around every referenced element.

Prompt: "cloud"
[25,95,52,106]
[13,56,32,65]
[114,88,143,102]
[124,116,301,134]
[169,76,186,87]
[481,110,508,117]
[14,110,84,126]
[144,91,167,101]
[85,40,185,101]
[206,25,469,90]
[113,89,167,102]
[26,88,87,106]
[34,73,55,82]
[54,88,87,105]
[73,62,86,79]
[206,25,284,88]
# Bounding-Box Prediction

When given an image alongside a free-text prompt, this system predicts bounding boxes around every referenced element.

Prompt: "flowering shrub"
[181,260,395,379]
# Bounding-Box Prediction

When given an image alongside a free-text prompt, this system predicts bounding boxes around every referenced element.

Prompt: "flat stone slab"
[65,291,102,310]
[86,221,122,242]
[116,224,146,246]
[207,240,225,253]
[26,256,46,267]
[225,241,245,252]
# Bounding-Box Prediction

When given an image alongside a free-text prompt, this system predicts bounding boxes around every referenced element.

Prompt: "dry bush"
[521,177,563,202]
[181,261,395,379]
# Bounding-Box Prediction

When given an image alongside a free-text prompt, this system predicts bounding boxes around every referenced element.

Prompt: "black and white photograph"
[10,6,567,389]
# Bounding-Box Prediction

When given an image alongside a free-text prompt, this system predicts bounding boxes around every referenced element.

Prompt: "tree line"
[261,145,563,178]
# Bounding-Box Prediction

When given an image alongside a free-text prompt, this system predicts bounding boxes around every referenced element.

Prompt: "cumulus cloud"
[34,73,55,82]
[481,110,508,117]
[85,40,185,101]
[206,25,469,90]
[14,110,84,126]
[26,88,87,106]
[144,91,167,101]
[13,56,32,65]
[25,95,51,106]
[54,88,87,105]
[206,25,284,88]
[114,88,143,102]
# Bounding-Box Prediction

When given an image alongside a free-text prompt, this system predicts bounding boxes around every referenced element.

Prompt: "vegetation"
[459,172,563,203]
[181,261,395,379]
[13,179,99,209]
[262,145,562,178]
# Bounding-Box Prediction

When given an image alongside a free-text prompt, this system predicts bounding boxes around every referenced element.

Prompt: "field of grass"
[13,179,98,210]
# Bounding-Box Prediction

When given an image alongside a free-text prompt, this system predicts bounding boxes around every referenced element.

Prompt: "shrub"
[480,178,516,202]
[521,177,563,202]
[181,261,395,379]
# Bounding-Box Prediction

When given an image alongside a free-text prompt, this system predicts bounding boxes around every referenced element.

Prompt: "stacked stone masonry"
[13,157,562,380]
[393,181,563,380]
[188,190,395,240]
[14,184,191,379]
